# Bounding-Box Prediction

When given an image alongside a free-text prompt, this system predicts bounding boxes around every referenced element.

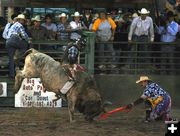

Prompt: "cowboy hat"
[132,13,138,18]
[59,13,67,18]
[71,12,82,17]
[32,15,41,22]
[15,14,26,20]
[138,8,150,14]
[136,76,151,83]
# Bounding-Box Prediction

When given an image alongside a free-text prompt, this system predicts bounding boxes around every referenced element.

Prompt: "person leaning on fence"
[56,13,70,41]
[157,11,179,74]
[5,14,30,78]
[92,9,117,73]
[126,76,172,122]
[69,11,87,40]
[127,8,154,69]
[41,14,57,40]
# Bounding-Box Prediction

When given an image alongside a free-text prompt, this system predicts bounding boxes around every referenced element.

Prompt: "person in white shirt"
[128,8,154,43]
[127,8,154,69]
[69,12,87,40]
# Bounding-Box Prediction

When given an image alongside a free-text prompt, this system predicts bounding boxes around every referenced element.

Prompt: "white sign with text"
[15,78,62,107]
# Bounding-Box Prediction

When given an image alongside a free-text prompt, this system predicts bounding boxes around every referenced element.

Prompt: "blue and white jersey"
[142,82,168,99]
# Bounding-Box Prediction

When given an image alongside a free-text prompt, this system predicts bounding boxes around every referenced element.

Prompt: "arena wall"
[95,75,180,108]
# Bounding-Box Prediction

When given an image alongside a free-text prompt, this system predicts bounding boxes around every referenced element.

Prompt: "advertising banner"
[15,78,62,107]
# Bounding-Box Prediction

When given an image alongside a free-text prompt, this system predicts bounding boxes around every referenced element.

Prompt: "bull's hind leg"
[68,100,76,123]
[67,91,78,123]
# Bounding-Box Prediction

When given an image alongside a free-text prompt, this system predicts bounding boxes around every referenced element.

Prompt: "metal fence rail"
[0,40,87,77]
[94,41,180,75]
[0,33,180,76]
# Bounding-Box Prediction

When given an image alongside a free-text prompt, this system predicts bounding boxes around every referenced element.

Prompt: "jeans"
[161,45,175,73]
[6,35,28,77]
[96,42,116,64]
[128,35,151,68]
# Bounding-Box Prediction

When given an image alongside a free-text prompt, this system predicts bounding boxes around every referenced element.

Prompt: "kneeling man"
[126,76,172,122]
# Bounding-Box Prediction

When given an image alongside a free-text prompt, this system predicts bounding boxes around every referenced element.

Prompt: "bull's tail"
[24,48,38,57]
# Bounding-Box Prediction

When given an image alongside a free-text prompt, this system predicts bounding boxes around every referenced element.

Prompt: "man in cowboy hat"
[29,15,48,41]
[69,11,87,40]
[57,13,70,41]
[127,8,154,69]
[126,76,172,122]
[6,14,29,78]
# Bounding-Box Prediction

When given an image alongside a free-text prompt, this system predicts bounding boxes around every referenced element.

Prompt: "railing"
[0,39,88,77]
[0,32,180,76]
[94,41,180,75]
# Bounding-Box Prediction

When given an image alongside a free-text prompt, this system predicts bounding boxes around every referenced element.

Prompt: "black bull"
[14,48,105,122]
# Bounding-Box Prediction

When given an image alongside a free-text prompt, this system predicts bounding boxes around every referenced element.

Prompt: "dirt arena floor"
[0,107,179,136]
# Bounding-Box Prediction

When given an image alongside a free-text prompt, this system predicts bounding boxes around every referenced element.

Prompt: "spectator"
[158,11,179,42]
[41,14,57,40]
[25,18,32,36]
[2,14,17,40]
[92,10,117,73]
[29,15,48,41]
[69,11,87,40]
[89,13,99,30]
[6,14,29,78]
[127,8,154,69]
[157,11,179,74]
[114,9,123,23]
[57,13,70,41]
[82,9,93,29]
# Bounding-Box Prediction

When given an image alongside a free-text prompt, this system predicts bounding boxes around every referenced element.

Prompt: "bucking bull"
[14,48,106,122]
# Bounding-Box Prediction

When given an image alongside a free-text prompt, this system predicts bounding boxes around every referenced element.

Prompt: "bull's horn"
[103,101,113,107]
[102,101,112,113]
